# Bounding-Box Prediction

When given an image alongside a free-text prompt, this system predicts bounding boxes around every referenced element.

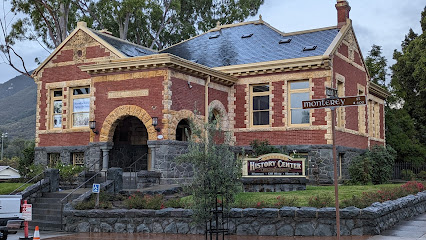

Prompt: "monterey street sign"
[302,96,366,109]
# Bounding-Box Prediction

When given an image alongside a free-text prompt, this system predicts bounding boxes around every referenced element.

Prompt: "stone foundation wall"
[148,140,193,184]
[64,191,426,236]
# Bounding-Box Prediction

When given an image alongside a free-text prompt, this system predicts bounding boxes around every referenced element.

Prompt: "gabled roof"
[0,166,19,173]
[92,31,157,57]
[161,20,339,68]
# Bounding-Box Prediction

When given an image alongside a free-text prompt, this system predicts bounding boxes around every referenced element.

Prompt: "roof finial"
[216,21,221,28]
[259,14,263,21]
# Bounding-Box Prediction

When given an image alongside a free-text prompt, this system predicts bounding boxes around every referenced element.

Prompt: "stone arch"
[208,100,230,131]
[166,109,202,140]
[100,105,157,142]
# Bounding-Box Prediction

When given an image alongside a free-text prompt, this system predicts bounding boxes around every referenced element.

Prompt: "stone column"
[44,169,59,192]
[107,168,123,193]
[100,145,113,171]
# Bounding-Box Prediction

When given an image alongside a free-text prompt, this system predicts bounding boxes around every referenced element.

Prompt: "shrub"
[348,155,372,185]
[348,146,395,185]
[74,192,113,210]
[400,181,424,194]
[369,146,396,184]
[274,196,298,208]
[417,171,426,180]
[341,181,424,208]
[124,194,164,210]
[165,198,184,208]
[401,169,415,181]
[308,194,333,208]
[55,163,85,183]
[250,140,284,157]
[25,164,44,179]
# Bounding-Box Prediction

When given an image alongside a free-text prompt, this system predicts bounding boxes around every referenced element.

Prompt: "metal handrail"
[60,171,103,203]
[9,171,45,195]
[124,153,148,189]
[124,153,147,171]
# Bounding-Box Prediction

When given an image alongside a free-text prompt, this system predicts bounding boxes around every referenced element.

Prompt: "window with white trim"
[51,90,63,129]
[250,84,270,126]
[71,87,90,127]
[288,81,310,125]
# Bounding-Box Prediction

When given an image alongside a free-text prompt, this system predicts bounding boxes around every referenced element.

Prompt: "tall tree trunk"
[58,2,70,46]
[119,13,130,40]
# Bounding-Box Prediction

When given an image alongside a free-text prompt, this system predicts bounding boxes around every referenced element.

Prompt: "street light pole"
[1,132,7,161]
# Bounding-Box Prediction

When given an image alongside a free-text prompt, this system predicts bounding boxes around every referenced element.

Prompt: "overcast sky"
[0,0,424,84]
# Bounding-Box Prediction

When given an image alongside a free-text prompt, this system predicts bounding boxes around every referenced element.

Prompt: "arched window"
[176,119,191,141]
[209,109,221,127]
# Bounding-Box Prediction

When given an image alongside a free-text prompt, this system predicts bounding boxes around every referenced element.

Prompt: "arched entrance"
[109,116,148,171]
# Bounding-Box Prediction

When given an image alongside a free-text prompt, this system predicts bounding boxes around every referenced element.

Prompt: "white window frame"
[70,87,90,128]
[250,84,270,127]
[288,80,311,127]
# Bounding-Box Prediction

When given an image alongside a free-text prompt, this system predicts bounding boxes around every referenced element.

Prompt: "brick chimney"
[335,0,351,28]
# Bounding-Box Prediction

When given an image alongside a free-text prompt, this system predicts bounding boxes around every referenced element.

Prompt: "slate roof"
[92,31,157,57]
[89,21,339,68]
[161,22,340,68]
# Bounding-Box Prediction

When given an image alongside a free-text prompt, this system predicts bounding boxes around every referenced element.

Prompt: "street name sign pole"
[303,94,366,240]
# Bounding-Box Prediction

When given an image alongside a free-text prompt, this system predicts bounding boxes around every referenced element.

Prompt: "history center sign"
[242,154,305,177]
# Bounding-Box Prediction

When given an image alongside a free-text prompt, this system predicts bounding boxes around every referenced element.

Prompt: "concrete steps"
[29,189,90,231]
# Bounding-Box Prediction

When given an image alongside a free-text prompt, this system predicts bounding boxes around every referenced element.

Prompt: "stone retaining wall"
[64,191,426,236]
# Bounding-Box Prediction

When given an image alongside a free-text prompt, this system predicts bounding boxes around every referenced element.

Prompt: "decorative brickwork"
[163,109,203,140]
[99,105,157,142]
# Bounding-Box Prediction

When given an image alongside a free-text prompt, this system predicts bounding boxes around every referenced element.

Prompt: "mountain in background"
[0,73,37,140]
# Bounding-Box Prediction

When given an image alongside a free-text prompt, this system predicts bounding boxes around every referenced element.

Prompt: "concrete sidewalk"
[7,213,425,240]
[368,213,426,240]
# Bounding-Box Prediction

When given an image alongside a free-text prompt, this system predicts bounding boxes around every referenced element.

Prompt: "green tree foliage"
[349,146,396,185]
[391,7,426,146]
[386,108,426,166]
[86,0,265,49]
[177,114,242,224]
[369,145,396,184]
[249,139,283,157]
[365,44,387,86]
[3,0,264,75]
[18,141,35,177]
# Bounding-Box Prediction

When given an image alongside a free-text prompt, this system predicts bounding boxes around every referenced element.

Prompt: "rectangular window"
[288,81,310,125]
[71,87,90,127]
[375,102,380,138]
[48,153,60,167]
[251,84,270,126]
[72,152,85,166]
[358,89,365,133]
[368,100,374,136]
[51,90,63,129]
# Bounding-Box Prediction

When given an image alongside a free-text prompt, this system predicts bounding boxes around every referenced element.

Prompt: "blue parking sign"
[92,183,100,193]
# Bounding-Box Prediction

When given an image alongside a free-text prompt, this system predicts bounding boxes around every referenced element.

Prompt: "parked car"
[0,195,23,240]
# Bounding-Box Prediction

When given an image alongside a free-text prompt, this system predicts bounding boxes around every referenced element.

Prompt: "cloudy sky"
[0,0,424,83]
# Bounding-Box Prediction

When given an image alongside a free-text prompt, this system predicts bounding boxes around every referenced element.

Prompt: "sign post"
[20,200,32,240]
[92,183,100,208]
[303,94,366,240]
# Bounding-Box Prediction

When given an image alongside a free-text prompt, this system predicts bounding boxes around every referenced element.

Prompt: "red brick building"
[33,0,388,183]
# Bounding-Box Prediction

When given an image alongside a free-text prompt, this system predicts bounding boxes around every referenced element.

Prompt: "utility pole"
[1,132,7,161]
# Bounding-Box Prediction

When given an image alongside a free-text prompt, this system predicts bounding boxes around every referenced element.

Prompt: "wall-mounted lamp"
[89,121,99,135]
[152,117,161,132]
[187,81,193,89]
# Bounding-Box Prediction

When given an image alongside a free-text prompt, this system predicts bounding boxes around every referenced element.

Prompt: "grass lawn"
[234,184,400,207]
[0,182,31,195]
